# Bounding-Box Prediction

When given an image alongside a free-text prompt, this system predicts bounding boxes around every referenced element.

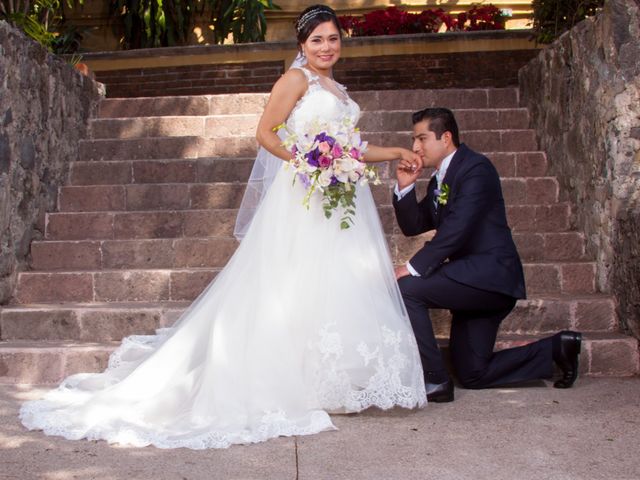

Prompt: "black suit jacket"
[393,143,526,299]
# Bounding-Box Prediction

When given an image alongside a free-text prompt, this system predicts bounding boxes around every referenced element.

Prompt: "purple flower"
[306,148,320,167]
[434,189,441,196]
[298,173,312,189]
[349,147,361,160]
[315,132,336,147]
[330,176,339,186]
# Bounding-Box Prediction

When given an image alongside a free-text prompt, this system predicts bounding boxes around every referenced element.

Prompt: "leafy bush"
[531,0,605,43]
[0,0,84,55]
[110,0,280,49]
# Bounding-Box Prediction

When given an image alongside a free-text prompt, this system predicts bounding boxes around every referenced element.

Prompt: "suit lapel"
[438,144,468,220]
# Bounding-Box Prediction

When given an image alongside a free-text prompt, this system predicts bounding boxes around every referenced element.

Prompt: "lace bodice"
[287,67,360,135]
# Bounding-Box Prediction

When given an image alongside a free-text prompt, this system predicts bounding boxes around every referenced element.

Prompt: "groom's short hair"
[412,108,460,147]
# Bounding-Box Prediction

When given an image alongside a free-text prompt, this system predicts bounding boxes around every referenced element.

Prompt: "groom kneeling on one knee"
[393,107,582,403]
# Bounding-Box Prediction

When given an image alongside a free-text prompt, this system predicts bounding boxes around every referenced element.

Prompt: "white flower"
[318,168,333,188]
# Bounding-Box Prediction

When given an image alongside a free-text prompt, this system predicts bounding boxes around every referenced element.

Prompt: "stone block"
[94,270,171,301]
[30,241,102,270]
[125,184,190,210]
[487,88,519,108]
[574,298,617,332]
[0,308,81,340]
[588,335,640,376]
[189,184,246,209]
[208,93,268,115]
[92,116,205,139]
[524,178,559,204]
[79,137,200,161]
[197,137,257,158]
[113,212,183,239]
[174,238,238,267]
[63,347,112,378]
[195,158,254,183]
[512,233,544,262]
[99,96,210,118]
[523,264,561,294]
[132,160,197,184]
[500,130,537,152]
[69,161,133,185]
[501,178,527,204]
[497,109,529,129]
[515,152,547,176]
[170,269,218,301]
[543,232,586,261]
[183,210,236,237]
[500,298,572,334]
[79,309,162,341]
[58,185,125,211]
[561,263,596,294]
[16,272,94,303]
[489,153,516,177]
[205,114,260,138]
[0,348,63,384]
[102,239,175,268]
[46,212,114,240]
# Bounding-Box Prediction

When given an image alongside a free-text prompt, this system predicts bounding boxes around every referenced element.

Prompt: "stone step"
[2,332,636,384]
[96,88,520,119]
[77,130,538,161]
[13,259,597,305]
[43,203,572,241]
[0,295,617,343]
[30,231,588,272]
[56,176,559,213]
[67,152,548,186]
[89,109,530,140]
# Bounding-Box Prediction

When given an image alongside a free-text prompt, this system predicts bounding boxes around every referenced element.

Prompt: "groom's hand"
[396,152,423,190]
[395,265,411,280]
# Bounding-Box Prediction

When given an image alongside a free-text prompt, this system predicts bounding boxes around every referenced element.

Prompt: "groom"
[393,108,582,402]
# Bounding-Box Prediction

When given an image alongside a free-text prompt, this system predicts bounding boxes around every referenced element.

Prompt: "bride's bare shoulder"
[270,68,307,99]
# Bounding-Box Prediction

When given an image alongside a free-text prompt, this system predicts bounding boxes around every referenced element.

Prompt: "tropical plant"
[531,0,604,43]
[0,0,84,55]
[109,0,279,49]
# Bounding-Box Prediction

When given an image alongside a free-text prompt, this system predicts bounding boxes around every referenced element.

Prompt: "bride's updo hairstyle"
[295,4,342,44]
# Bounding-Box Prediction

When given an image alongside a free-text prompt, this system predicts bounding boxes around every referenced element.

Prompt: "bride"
[20,4,426,449]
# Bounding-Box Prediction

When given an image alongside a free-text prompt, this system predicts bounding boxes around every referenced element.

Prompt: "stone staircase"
[1,88,638,383]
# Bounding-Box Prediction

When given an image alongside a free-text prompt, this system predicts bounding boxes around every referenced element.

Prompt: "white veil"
[233,52,307,240]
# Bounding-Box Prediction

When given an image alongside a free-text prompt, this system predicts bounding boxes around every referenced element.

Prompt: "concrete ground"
[1,378,639,480]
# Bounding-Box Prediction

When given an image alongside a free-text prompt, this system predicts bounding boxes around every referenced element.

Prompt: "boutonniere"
[434,183,450,206]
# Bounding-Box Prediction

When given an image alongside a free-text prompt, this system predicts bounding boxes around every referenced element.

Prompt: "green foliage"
[0,0,84,55]
[531,0,605,44]
[110,0,280,49]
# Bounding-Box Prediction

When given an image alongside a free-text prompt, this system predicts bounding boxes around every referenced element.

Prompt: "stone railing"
[519,0,640,337]
[0,21,104,304]
[82,30,539,97]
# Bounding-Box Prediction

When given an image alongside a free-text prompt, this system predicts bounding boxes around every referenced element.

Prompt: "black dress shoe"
[552,330,582,388]
[426,379,454,402]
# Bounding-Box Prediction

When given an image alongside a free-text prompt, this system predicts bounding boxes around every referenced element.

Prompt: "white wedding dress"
[20,67,426,449]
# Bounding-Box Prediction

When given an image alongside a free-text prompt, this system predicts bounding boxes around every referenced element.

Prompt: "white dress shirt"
[394,150,457,276]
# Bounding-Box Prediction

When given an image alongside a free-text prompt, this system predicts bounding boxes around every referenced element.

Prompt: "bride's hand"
[396,152,423,190]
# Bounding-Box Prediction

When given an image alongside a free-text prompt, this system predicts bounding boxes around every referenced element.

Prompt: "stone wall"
[0,21,104,304]
[519,0,640,337]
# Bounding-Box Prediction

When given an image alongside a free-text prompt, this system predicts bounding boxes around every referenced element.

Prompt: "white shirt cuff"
[394,183,415,200]
[406,262,420,277]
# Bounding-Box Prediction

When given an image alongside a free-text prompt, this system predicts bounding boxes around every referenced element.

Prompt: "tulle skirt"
[20,164,426,449]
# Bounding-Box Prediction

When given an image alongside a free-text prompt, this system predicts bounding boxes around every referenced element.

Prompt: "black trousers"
[398,268,554,389]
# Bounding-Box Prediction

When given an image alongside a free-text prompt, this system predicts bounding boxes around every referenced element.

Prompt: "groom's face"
[412,120,451,170]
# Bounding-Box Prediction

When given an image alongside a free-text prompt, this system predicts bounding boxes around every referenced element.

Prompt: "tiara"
[296,7,333,33]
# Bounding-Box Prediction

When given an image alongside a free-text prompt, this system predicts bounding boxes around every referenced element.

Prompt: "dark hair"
[295,4,342,45]
[412,108,460,147]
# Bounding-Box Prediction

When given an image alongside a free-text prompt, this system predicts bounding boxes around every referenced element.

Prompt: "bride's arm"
[363,144,419,171]
[256,69,307,161]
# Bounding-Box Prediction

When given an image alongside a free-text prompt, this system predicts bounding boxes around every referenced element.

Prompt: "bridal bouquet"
[276,119,380,229]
